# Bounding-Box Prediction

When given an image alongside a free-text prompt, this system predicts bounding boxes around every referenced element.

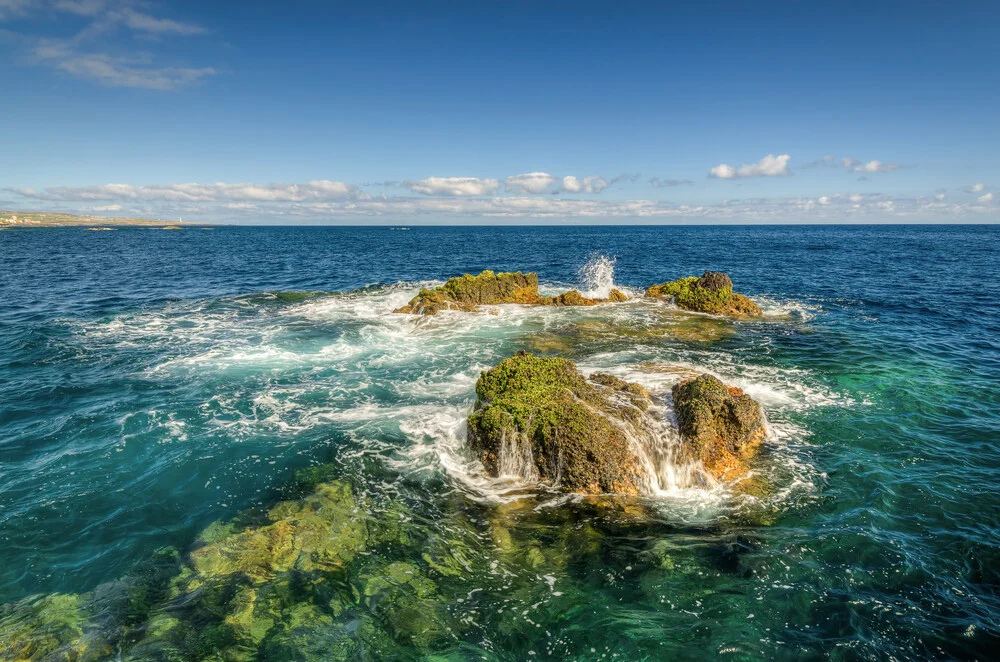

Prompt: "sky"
[1,0,998,224]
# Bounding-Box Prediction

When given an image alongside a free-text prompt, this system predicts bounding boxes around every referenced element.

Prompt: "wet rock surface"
[467,351,654,494]
[672,374,767,481]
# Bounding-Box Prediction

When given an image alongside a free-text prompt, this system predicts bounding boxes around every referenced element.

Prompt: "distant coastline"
[0,211,209,228]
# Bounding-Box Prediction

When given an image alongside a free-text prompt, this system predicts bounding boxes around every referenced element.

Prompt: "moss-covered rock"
[607,288,629,302]
[395,271,630,315]
[189,482,369,584]
[394,270,541,314]
[467,352,655,494]
[645,271,762,318]
[671,374,766,481]
[548,290,600,306]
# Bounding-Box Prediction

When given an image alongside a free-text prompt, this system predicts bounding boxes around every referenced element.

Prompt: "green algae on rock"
[188,481,370,583]
[467,351,655,494]
[394,270,542,314]
[548,287,629,307]
[671,374,766,482]
[645,271,762,318]
[0,593,96,662]
[394,270,630,315]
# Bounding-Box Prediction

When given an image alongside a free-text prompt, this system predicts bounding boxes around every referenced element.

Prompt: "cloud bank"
[9,181,361,202]
[7,179,997,224]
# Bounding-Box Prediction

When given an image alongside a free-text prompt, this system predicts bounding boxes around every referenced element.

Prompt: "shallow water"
[1,225,998,660]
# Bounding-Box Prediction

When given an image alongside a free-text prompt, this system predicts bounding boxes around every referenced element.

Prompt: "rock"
[467,351,654,494]
[394,270,542,314]
[645,271,762,318]
[607,288,629,302]
[395,270,631,315]
[0,593,98,662]
[695,271,732,292]
[188,481,369,583]
[671,374,766,481]
[549,290,599,306]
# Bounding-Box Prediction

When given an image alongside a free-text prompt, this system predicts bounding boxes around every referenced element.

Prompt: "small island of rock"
[645,271,762,317]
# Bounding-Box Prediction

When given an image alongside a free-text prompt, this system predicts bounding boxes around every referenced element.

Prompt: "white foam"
[66,265,843,520]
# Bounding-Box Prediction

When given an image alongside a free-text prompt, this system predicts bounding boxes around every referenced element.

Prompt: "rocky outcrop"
[467,352,653,494]
[645,271,762,318]
[671,374,766,481]
[394,270,542,315]
[548,288,629,307]
[395,270,630,315]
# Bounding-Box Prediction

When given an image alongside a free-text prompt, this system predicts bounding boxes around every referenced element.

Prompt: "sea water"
[0,225,998,659]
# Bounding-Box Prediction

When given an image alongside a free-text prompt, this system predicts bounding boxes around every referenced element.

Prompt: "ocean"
[1,224,998,660]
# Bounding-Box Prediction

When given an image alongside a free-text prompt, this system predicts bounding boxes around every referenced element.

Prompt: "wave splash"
[577,253,617,299]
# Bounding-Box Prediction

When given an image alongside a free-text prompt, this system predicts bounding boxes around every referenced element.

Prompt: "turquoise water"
[1,225,998,660]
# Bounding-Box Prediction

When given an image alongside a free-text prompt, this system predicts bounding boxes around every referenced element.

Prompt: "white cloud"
[649,177,693,188]
[8,180,361,202]
[6,0,212,90]
[842,158,899,173]
[401,177,500,196]
[966,183,985,193]
[53,0,107,17]
[502,172,615,194]
[115,8,206,36]
[504,172,556,194]
[802,154,900,174]
[48,51,215,90]
[935,193,945,201]
[709,154,791,179]
[0,0,34,19]
[11,180,1000,224]
[560,175,609,194]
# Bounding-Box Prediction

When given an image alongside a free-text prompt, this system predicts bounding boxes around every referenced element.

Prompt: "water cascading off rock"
[466,352,767,494]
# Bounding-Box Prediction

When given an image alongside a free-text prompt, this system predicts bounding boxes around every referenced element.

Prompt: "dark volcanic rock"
[695,271,733,292]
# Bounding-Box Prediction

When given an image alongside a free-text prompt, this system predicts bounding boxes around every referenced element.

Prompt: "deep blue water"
[1,225,999,660]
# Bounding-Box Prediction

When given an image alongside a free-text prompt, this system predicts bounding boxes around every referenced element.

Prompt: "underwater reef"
[645,270,763,318]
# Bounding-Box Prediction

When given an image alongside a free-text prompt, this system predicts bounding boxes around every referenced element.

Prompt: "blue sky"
[1,0,997,223]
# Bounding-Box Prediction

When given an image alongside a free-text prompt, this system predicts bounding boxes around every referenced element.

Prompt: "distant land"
[0,211,203,229]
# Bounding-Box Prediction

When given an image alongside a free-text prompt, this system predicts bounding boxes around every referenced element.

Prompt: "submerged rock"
[188,481,370,583]
[645,271,762,318]
[671,374,766,481]
[467,351,654,494]
[0,593,97,661]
